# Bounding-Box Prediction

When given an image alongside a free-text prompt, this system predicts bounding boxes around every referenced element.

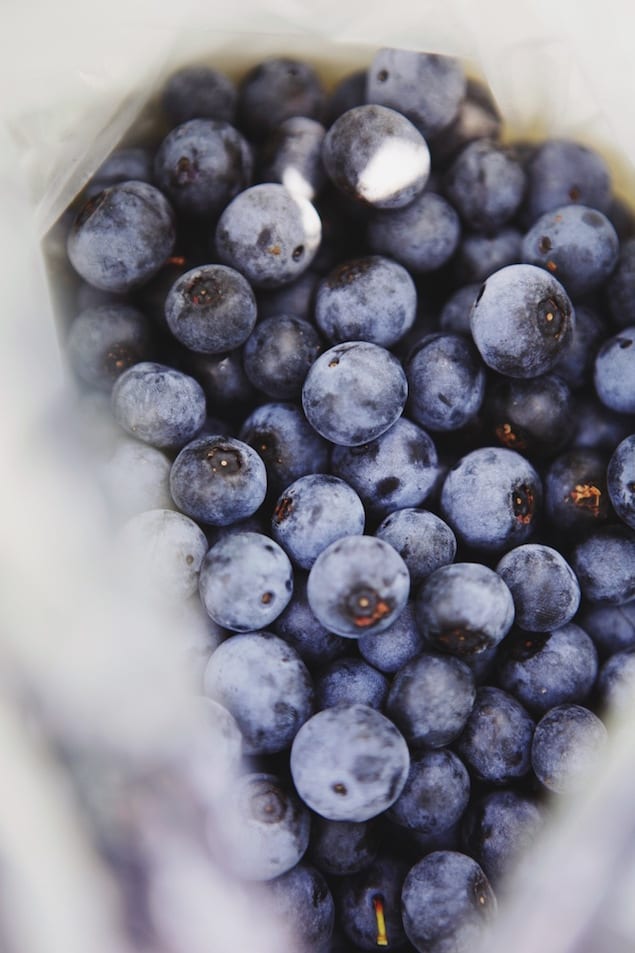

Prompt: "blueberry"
[309,817,381,876]
[326,69,367,125]
[406,332,486,432]
[607,236,635,329]
[170,434,267,526]
[444,140,526,232]
[374,508,457,590]
[302,341,407,447]
[182,349,255,415]
[215,183,322,288]
[67,182,175,292]
[331,417,438,520]
[315,255,417,347]
[242,315,322,399]
[273,573,348,667]
[358,602,427,675]
[162,65,237,125]
[461,790,544,884]
[440,447,542,554]
[257,270,319,322]
[100,436,172,520]
[578,601,635,657]
[429,77,502,164]
[495,544,580,631]
[322,104,430,209]
[210,772,310,880]
[164,264,257,354]
[456,686,534,784]
[553,305,604,390]
[203,631,312,754]
[387,749,470,836]
[366,48,466,139]
[198,531,293,631]
[525,139,611,223]
[117,508,208,603]
[401,851,496,953]
[485,373,574,458]
[88,147,153,195]
[111,361,206,449]
[608,435,635,529]
[522,204,619,298]
[335,855,410,950]
[470,264,574,378]
[438,283,480,335]
[531,704,607,795]
[239,401,330,493]
[291,704,409,822]
[315,658,388,711]
[454,227,523,284]
[544,448,611,537]
[259,116,327,203]
[307,535,410,639]
[66,303,153,390]
[570,526,635,605]
[272,474,365,570]
[386,653,476,748]
[238,57,326,141]
[594,327,635,414]
[266,863,335,953]
[571,396,634,452]
[416,562,514,658]
[597,649,635,713]
[367,191,461,273]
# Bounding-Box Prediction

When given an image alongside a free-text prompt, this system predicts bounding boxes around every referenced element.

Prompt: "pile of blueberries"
[58,46,635,953]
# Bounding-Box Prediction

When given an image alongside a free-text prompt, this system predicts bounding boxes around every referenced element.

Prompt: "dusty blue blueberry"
[170,434,267,526]
[386,653,476,748]
[302,341,407,447]
[608,435,635,529]
[331,418,438,519]
[326,69,366,124]
[87,147,153,196]
[401,851,496,953]
[607,237,635,329]
[259,116,327,202]
[571,527,635,605]
[272,474,365,570]
[456,686,534,784]
[238,57,326,141]
[335,855,409,950]
[215,183,322,288]
[366,48,466,138]
[525,139,611,223]
[111,361,206,448]
[239,401,330,493]
[183,349,254,414]
[374,509,457,589]
[165,264,257,354]
[594,326,635,414]
[470,264,574,378]
[387,749,470,836]
[367,191,460,273]
[553,305,604,390]
[290,704,409,821]
[154,118,252,220]
[267,864,334,953]
[257,270,319,321]
[315,255,417,347]
[438,284,480,335]
[273,574,348,667]
[454,227,523,284]
[67,182,175,292]
[307,535,410,639]
[495,544,580,631]
[322,104,430,209]
[461,790,544,885]
[315,658,389,711]
[531,704,607,795]
[598,649,635,713]
[416,563,515,658]
[440,447,542,554]
[544,448,611,537]
[66,303,153,390]
[162,65,237,125]
[358,602,426,675]
[199,531,293,631]
[578,602,635,657]
[522,204,619,298]
[308,817,381,876]
[444,140,526,232]
[406,333,485,432]
[571,397,635,452]
[496,624,598,715]
[203,631,312,754]
[485,373,574,458]
[242,315,322,399]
